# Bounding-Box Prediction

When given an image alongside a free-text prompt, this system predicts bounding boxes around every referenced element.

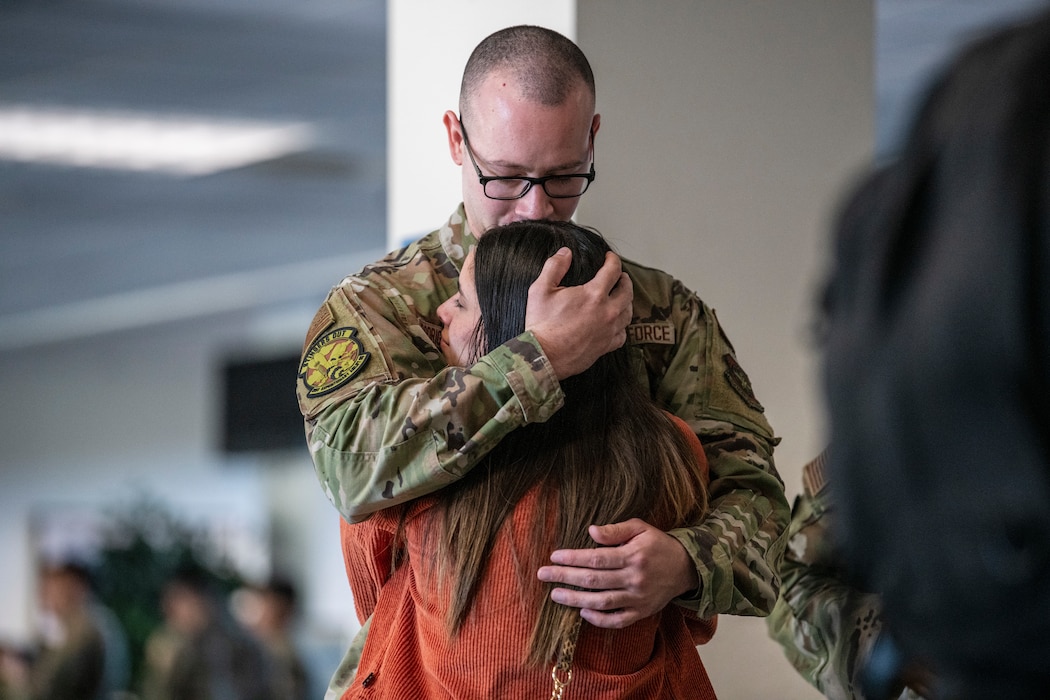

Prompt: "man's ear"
[443,111,465,166]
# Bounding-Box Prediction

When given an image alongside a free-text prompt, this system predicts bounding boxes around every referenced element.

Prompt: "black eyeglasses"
[459,119,595,200]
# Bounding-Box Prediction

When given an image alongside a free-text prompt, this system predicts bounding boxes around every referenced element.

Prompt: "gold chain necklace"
[549,614,583,699]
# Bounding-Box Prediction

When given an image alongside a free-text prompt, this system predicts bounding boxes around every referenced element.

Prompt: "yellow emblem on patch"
[298,327,372,398]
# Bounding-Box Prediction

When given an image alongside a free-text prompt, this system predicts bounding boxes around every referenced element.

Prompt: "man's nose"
[514,184,555,220]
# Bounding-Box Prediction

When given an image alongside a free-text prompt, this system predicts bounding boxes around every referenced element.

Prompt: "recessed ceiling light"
[0,105,316,176]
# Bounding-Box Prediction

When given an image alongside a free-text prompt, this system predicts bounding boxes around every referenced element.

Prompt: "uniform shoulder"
[329,229,457,299]
[621,255,676,280]
[621,256,704,307]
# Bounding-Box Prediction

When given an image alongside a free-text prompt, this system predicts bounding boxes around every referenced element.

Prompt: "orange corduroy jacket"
[339,414,718,699]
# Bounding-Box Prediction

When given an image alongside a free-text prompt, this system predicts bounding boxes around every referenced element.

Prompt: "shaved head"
[460,25,595,123]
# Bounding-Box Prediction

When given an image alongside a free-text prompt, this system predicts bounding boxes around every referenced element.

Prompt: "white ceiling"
[1,0,1046,352]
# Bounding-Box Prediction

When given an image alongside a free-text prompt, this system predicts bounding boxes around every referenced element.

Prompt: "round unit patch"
[299,327,372,398]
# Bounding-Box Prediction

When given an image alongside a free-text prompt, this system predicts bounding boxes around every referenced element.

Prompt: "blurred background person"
[236,577,309,700]
[0,644,31,700]
[145,567,275,700]
[1,560,124,700]
[821,9,1050,698]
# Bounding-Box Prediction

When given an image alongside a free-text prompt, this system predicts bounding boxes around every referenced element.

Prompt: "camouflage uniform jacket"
[766,454,926,700]
[297,204,788,616]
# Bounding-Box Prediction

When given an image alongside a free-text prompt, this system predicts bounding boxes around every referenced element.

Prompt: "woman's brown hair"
[430,220,708,665]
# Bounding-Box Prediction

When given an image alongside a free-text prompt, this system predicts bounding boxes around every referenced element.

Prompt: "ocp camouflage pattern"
[767,454,926,700]
[298,205,790,685]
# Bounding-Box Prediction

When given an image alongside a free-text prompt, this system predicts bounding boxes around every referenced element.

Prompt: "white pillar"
[576,3,872,698]
[387,0,576,247]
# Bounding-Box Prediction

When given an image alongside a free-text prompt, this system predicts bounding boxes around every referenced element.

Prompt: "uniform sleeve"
[664,412,719,645]
[652,284,789,618]
[298,276,564,524]
[765,483,888,700]
[325,616,371,700]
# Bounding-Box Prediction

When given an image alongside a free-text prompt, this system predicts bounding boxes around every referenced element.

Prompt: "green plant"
[92,495,244,692]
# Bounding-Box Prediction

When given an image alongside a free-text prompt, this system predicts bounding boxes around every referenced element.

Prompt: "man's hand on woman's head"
[525,248,633,380]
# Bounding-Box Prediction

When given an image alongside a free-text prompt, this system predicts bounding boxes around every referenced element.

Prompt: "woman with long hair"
[337,220,717,699]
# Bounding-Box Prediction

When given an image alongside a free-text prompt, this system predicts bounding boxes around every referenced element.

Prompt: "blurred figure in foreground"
[821,9,1050,699]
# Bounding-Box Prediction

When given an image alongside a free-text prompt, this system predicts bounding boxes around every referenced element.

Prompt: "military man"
[20,562,107,700]
[297,25,789,696]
